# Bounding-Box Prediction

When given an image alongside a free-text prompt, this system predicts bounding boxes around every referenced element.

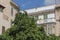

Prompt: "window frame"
[11,7,14,16]
[2,26,5,33]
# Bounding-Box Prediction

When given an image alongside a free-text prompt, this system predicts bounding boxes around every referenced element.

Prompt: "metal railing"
[37,18,56,24]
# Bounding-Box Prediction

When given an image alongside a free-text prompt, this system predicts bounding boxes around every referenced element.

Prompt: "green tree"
[0,11,60,40]
[3,12,46,40]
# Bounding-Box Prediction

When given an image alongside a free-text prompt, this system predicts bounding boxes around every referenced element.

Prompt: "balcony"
[37,18,56,24]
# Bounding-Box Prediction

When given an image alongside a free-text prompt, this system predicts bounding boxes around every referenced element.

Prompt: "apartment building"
[25,5,60,36]
[0,0,19,34]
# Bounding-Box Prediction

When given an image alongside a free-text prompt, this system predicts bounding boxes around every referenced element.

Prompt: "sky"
[13,0,44,10]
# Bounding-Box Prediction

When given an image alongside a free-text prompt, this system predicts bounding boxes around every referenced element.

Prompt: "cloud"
[45,0,55,5]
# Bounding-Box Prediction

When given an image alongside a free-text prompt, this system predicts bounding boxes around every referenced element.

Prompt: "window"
[0,8,3,12]
[44,14,47,19]
[38,15,44,19]
[11,7,13,16]
[34,16,38,20]
[0,5,5,12]
[2,26,5,33]
[47,24,54,34]
[47,13,55,18]
[44,13,55,19]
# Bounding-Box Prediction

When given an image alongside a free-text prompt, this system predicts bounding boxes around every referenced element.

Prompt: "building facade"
[25,5,60,36]
[0,0,19,34]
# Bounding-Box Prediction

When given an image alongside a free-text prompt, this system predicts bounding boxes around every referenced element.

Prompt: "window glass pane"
[38,15,44,19]
[48,13,55,18]
[48,24,52,34]
[0,8,3,12]
[47,24,54,34]
[2,26,5,33]
[44,14,47,19]
[11,7,13,16]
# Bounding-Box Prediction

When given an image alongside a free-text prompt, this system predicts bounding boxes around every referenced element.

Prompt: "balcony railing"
[37,18,56,24]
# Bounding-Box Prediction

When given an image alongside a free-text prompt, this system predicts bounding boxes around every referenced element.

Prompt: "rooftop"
[25,5,56,14]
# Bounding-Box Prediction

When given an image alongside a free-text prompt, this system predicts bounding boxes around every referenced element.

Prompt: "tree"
[2,12,46,40]
[0,11,60,40]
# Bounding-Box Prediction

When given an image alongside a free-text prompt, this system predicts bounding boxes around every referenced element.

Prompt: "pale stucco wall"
[55,8,60,36]
[0,0,19,34]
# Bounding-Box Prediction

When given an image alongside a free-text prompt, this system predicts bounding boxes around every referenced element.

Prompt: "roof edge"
[25,5,55,13]
[10,0,19,10]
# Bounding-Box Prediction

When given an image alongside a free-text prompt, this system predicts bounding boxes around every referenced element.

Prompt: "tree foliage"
[0,12,60,40]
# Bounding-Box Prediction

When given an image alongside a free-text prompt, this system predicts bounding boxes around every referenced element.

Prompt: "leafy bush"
[0,12,60,40]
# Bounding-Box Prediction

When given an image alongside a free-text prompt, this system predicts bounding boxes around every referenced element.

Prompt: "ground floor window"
[47,24,55,34]
[2,26,5,33]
